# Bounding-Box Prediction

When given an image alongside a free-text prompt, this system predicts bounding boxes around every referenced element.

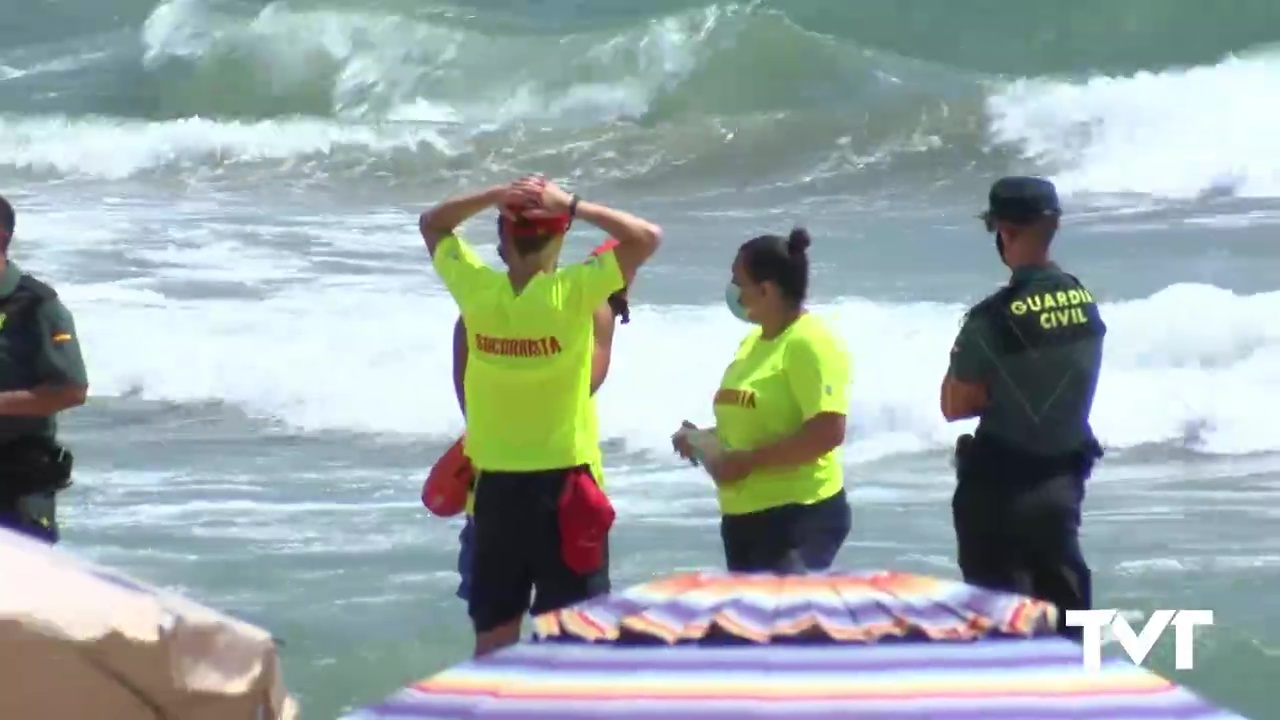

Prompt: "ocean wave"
[57,269,1280,461]
[987,49,1280,199]
[1,0,1279,200]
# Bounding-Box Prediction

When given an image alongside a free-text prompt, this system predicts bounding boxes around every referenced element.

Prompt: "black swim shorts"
[467,467,611,633]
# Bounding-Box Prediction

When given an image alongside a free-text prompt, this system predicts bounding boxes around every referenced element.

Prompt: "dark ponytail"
[739,226,811,306]
[786,227,810,257]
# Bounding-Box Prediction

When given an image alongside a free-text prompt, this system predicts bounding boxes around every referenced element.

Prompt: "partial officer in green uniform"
[939,177,1106,640]
[0,195,88,544]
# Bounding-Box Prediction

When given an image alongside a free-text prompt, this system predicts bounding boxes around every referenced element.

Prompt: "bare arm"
[745,413,846,470]
[940,375,987,421]
[452,316,468,418]
[0,386,86,416]
[419,185,506,257]
[589,304,616,395]
[573,200,661,287]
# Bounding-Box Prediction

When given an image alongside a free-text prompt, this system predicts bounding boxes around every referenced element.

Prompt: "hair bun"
[786,227,811,256]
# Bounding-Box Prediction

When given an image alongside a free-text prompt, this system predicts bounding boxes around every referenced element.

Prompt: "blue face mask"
[725,282,752,322]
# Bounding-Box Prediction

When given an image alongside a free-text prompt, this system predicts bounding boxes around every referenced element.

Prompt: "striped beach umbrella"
[344,571,1246,720]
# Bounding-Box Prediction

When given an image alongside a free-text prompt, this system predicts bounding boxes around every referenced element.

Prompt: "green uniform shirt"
[0,262,88,441]
[949,263,1106,455]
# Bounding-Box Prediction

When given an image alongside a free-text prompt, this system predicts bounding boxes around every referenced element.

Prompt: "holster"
[0,436,74,505]
[954,432,1101,490]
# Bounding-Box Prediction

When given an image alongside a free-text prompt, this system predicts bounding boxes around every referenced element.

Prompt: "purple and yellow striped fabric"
[342,572,1246,719]
[344,639,1243,719]
[532,571,1058,644]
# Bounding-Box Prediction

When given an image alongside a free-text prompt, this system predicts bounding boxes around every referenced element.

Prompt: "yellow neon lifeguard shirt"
[434,234,624,472]
[463,413,608,515]
[712,313,851,515]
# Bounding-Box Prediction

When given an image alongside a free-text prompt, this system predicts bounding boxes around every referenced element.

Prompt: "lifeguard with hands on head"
[418,175,660,657]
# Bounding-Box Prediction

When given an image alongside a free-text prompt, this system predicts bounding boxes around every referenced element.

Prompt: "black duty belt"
[954,432,1101,488]
[0,436,74,502]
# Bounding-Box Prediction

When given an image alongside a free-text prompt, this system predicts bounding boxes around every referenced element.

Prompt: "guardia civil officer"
[0,195,88,544]
[939,177,1105,640]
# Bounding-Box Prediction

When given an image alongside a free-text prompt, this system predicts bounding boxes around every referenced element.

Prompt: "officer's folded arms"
[940,374,988,421]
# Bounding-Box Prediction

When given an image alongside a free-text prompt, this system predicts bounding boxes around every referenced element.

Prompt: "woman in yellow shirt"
[673,228,852,573]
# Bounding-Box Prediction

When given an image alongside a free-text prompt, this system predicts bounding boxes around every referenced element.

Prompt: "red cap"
[498,208,572,238]
[588,238,620,258]
[421,436,474,517]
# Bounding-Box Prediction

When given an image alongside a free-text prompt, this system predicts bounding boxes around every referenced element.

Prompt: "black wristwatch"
[567,194,580,217]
